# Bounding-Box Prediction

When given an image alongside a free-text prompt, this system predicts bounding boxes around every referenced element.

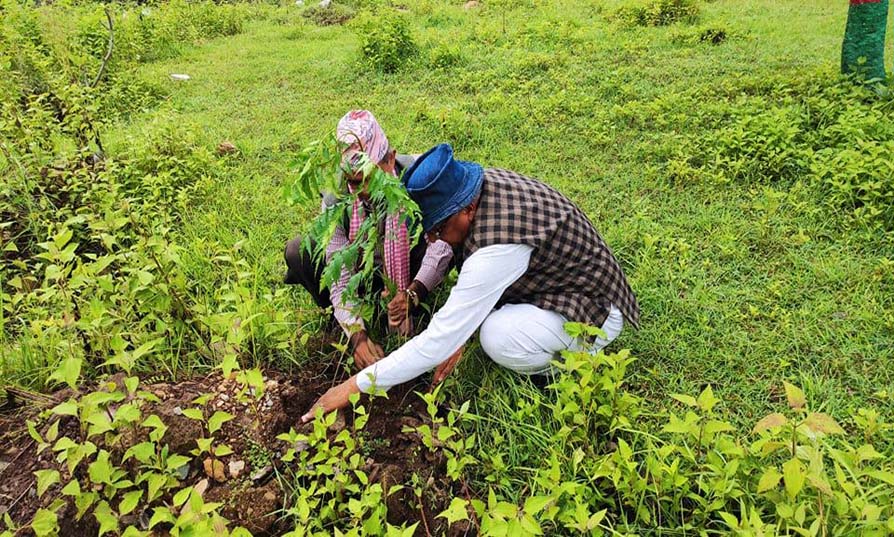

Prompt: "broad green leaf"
[181,408,204,421]
[753,413,787,433]
[670,394,698,407]
[94,501,118,537]
[782,458,805,499]
[783,382,806,410]
[803,413,844,435]
[75,491,98,520]
[757,467,782,493]
[219,353,240,378]
[51,400,79,417]
[61,479,81,496]
[118,490,143,516]
[697,385,719,412]
[48,357,82,390]
[30,508,58,537]
[208,411,234,435]
[34,469,60,497]
[123,442,156,464]
[523,495,552,515]
[88,450,113,485]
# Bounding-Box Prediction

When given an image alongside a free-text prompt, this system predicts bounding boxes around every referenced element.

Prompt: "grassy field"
[4,0,894,533]
[111,0,893,424]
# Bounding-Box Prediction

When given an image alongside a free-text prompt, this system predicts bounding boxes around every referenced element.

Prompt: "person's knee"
[284,236,304,270]
[479,308,556,374]
[479,311,511,365]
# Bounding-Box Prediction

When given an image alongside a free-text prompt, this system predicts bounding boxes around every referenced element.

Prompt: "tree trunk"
[841,0,889,80]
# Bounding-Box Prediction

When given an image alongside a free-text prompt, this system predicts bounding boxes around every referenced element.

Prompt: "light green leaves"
[208,411,234,435]
[782,458,805,499]
[753,412,788,433]
[48,357,82,390]
[783,382,806,410]
[34,469,60,497]
[803,412,844,435]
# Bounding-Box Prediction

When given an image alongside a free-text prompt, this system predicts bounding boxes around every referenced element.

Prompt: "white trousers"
[479,303,624,375]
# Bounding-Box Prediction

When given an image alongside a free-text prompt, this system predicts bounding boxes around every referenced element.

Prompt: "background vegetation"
[2,0,893,534]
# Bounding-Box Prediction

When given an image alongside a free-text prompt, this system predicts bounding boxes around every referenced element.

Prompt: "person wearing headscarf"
[301,143,640,422]
[284,111,453,368]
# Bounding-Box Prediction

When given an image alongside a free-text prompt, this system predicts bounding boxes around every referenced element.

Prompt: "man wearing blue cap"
[302,143,640,422]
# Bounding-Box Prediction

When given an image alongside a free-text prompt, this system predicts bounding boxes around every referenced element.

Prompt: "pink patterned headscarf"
[337,110,411,294]
[337,110,390,166]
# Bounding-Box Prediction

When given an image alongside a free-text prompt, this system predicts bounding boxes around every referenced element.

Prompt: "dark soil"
[0,359,469,536]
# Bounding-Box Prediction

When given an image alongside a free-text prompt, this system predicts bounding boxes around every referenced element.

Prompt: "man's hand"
[385,290,409,326]
[351,331,384,369]
[431,345,464,389]
[301,376,361,424]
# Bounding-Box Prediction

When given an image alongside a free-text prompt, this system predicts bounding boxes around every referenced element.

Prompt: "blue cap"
[402,144,484,232]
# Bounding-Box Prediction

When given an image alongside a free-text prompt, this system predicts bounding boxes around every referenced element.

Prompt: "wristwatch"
[404,287,420,308]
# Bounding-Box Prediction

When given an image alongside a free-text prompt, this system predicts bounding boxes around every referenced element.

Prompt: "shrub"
[353,8,417,73]
[301,3,356,26]
[615,0,700,27]
[669,74,894,229]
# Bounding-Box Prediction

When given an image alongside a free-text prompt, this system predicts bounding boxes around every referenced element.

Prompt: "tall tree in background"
[841,0,889,80]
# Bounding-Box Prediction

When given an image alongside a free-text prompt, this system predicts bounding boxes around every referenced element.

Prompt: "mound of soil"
[0,360,467,535]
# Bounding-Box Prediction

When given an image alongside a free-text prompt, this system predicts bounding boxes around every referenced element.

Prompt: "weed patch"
[615,0,700,27]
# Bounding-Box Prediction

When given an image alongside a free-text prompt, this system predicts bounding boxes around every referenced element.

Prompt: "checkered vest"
[461,168,640,329]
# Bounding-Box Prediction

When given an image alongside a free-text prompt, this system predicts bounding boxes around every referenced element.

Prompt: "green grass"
[104,0,893,431]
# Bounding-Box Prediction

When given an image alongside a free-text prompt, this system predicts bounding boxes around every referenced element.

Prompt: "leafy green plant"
[352,8,417,73]
[283,135,421,327]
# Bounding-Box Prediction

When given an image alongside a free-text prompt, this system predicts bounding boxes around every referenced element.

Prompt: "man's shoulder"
[395,154,418,175]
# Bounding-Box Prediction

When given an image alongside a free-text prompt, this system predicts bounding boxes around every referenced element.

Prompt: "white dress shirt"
[356,243,534,392]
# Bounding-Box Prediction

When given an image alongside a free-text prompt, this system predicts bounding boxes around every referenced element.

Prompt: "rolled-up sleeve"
[413,240,454,291]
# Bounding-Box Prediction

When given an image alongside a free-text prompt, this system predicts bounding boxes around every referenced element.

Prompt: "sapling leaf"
[123,442,156,464]
[214,444,234,457]
[34,469,60,497]
[757,467,782,493]
[51,400,79,417]
[30,508,58,537]
[45,420,59,443]
[753,413,787,433]
[61,479,80,497]
[94,500,118,537]
[670,394,698,407]
[219,353,239,378]
[783,382,806,410]
[181,408,204,420]
[438,497,471,524]
[697,385,719,412]
[803,412,844,435]
[48,357,82,390]
[207,411,234,435]
[26,420,44,443]
[782,458,805,499]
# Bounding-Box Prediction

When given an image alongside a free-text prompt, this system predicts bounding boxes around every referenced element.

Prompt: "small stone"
[219,394,230,402]
[173,406,183,416]
[318,0,330,7]
[263,491,277,501]
[295,0,304,5]
[228,460,245,479]
[169,73,191,81]
[251,464,273,482]
[204,458,226,482]
[216,141,237,156]
[194,478,209,497]
[464,0,479,9]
